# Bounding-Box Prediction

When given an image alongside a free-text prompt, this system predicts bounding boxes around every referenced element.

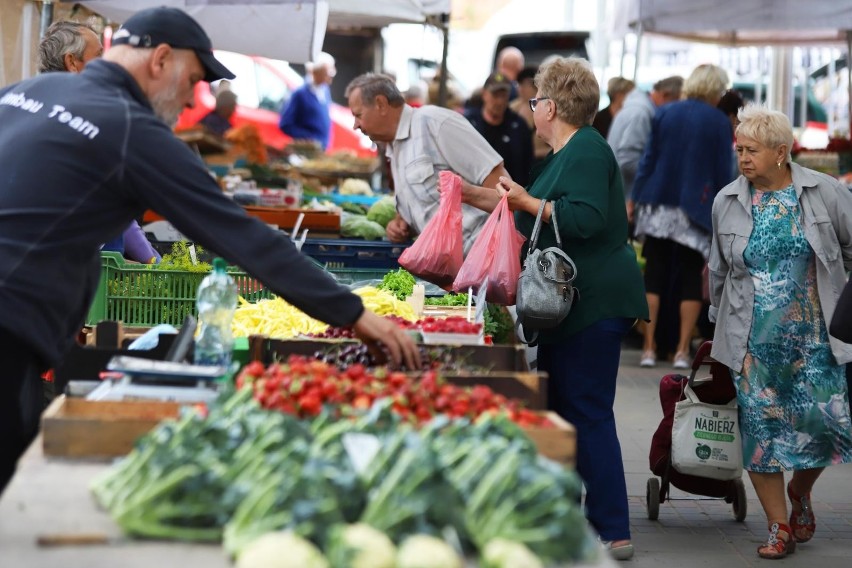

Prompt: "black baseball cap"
[483,72,512,93]
[111,7,235,83]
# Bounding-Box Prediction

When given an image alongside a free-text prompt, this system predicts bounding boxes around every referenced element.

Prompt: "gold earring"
[777,161,782,169]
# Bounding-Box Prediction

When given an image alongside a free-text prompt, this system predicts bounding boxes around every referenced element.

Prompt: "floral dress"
[734,185,852,473]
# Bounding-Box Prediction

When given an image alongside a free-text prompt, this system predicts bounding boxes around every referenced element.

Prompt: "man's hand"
[352,310,421,370]
[386,215,411,243]
[626,199,635,224]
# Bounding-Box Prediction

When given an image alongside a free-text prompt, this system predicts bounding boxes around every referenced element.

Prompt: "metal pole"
[39,0,54,41]
[847,31,852,137]
[21,1,36,79]
[632,23,643,82]
[437,13,450,108]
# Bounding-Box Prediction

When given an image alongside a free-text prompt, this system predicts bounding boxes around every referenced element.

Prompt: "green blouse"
[514,126,648,343]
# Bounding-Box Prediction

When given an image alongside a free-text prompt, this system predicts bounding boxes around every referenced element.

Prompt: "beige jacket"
[708,162,852,372]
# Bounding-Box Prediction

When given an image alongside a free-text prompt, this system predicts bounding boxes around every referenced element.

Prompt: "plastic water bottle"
[194,258,238,366]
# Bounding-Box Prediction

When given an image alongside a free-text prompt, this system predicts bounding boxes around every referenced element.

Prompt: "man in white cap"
[279,52,337,149]
[0,7,419,495]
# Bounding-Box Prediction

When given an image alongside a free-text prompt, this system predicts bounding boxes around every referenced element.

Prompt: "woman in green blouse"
[464,57,648,561]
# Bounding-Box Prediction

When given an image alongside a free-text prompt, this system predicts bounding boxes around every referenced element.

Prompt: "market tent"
[627,0,852,46]
[616,0,852,136]
[70,0,329,63]
[327,0,425,28]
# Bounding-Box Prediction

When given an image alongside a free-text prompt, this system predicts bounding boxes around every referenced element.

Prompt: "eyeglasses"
[529,97,550,112]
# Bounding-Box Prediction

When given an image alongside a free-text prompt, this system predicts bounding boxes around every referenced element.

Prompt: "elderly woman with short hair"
[710,103,852,559]
[464,57,648,561]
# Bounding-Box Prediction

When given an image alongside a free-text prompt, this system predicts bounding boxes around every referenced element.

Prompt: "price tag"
[342,432,382,475]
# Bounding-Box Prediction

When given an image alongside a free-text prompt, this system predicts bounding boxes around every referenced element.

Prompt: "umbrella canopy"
[70,0,328,63]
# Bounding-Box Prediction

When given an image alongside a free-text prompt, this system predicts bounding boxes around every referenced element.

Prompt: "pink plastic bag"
[452,194,526,305]
[398,171,464,288]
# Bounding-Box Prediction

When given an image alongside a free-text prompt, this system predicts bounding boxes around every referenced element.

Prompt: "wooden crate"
[523,412,576,465]
[246,336,545,408]
[441,372,546,409]
[143,207,340,232]
[41,397,180,459]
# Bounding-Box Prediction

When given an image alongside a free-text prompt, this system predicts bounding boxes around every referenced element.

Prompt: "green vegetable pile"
[377,269,415,301]
[156,241,213,273]
[91,389,598,566]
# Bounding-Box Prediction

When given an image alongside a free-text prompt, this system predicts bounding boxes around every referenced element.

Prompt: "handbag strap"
[527,199,547,253]
[528,200,562,253]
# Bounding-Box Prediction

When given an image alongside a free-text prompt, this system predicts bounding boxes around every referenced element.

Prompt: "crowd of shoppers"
[9,11,852,565]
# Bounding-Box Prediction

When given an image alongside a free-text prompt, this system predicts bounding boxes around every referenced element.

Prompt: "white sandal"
[602,540,635,561]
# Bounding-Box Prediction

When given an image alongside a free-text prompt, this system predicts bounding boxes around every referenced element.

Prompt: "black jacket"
[0,60,362,365]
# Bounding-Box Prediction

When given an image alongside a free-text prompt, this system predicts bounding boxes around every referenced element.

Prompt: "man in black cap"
[0,7,419,494]
[464,72,533,186]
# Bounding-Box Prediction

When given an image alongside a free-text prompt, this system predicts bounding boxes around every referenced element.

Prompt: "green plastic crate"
[86,252,273,327]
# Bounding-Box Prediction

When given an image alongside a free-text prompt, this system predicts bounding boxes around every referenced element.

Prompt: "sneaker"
[639,350,656,367]
[673,352,691,369]
[602,540,635,561]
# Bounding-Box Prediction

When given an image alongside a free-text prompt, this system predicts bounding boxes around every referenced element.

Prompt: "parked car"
[492,31,591,69]
[176,50,375,157]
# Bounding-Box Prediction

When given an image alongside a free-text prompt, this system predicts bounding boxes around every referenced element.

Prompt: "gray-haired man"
[345,73,509,255]
[38,20,103,73]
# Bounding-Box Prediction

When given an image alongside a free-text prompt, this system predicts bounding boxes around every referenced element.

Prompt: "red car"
[177,50,375,157]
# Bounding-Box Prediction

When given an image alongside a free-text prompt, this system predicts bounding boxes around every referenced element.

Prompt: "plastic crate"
[301,238,408,269]
[87,252,272,327]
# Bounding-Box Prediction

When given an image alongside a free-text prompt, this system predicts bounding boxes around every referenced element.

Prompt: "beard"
[150,61,186,128]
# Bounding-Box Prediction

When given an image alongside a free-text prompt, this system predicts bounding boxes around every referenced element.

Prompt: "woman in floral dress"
[709,104,852,559]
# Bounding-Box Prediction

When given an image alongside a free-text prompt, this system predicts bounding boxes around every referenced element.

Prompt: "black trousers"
[0,329,47,496]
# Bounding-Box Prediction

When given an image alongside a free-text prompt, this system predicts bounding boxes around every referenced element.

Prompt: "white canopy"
[72,0,329,63]
[625,0,852,45]
[327,0,424,28]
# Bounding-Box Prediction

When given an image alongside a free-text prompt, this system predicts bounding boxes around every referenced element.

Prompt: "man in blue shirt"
[0,8,418,495]
[278,52,335,149]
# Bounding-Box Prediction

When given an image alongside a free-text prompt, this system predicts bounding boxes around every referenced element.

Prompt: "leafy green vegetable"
[157,241,212,272]
[424,293,469,307]
[366,197,396,229]
[378,269,415,301]
[341,215,386,240]
[484,305,514,345]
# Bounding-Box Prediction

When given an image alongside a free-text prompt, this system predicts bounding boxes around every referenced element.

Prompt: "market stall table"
[0,436,617,568]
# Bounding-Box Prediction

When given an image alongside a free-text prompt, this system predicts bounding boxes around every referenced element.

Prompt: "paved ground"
[614,347,852,567]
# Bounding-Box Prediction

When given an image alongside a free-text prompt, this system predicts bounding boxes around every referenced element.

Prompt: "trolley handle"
[687,340,718,389]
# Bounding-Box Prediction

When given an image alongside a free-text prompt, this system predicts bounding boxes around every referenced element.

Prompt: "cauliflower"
[339,178,373,196]
[236,531,329,568]
[481,538,544,568]
[325,523,396,568]
[395,534,463,568]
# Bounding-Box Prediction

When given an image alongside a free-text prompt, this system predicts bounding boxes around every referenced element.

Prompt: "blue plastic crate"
[301,238,409,269]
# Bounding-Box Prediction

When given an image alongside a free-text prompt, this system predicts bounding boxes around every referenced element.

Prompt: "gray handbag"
[515,199,578,345]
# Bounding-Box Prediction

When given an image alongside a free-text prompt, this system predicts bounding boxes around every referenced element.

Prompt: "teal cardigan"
[514,126,649,343]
